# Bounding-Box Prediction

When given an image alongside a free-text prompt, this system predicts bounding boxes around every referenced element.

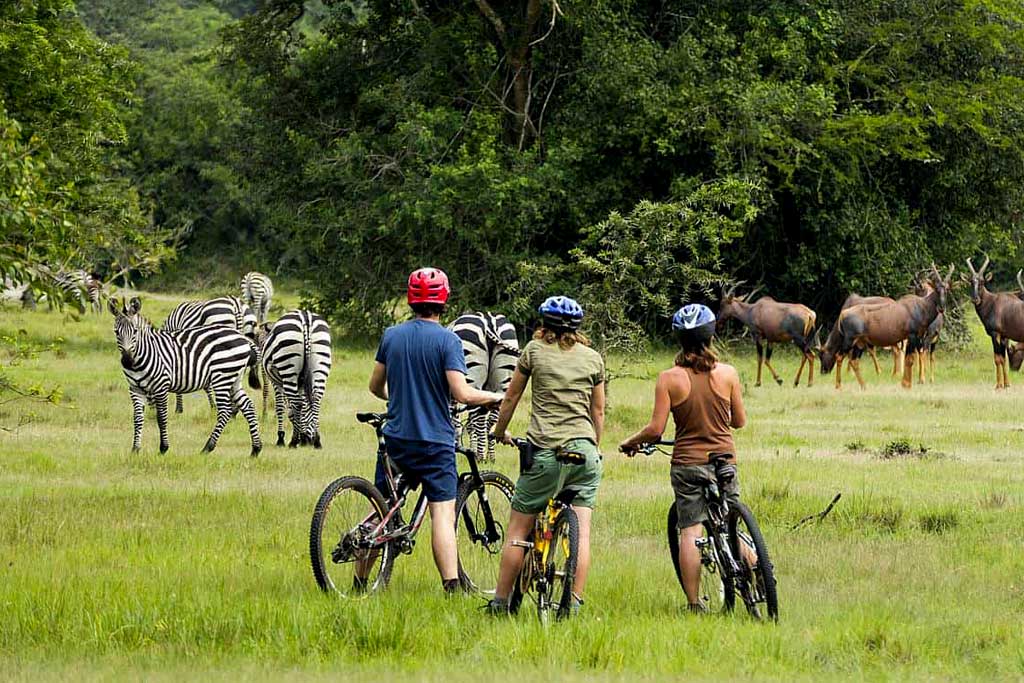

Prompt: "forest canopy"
[5,0,1024,346]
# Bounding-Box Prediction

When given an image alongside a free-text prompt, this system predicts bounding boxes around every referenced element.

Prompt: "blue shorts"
[375,436,458,503]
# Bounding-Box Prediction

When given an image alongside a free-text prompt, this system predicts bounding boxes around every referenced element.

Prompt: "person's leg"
[571,505,592,598]
[427,500,459,583]
[493,510,539,601]
[678,523,704,606]
[418,441,461,590]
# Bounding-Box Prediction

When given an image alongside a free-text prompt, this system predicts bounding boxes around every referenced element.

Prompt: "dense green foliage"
[203,0,1024,342]
[0,0,172,288]
[8,0,1024,344]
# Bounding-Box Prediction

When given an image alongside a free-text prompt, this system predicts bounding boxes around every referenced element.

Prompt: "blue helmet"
[539,295,584,330]
[672,303,716,346]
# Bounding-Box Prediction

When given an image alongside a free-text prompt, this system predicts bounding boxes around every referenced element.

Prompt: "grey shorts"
[670,463,740,528]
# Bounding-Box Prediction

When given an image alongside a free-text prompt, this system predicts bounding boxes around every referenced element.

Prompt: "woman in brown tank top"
[619,304,746,613]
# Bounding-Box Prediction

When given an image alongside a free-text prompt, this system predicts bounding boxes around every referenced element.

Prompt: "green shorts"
[670,463,740,528]
[511,438,603,514]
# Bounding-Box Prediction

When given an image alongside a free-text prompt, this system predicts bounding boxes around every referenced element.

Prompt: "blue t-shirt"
[375,319,468,445]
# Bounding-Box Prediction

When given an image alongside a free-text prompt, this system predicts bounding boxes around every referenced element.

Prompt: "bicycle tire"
[309,475,395,597]
[454,470,515,594]
[540,507,579,622]
[666,503,735,612]
[728,501,779,622]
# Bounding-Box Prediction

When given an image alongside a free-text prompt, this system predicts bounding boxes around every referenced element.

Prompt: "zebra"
[164,296,258,413]
[109,297,262,456]
[34,267,102,313]
[260,310,332,448]
[448,312,519,462]
[241,271,274,324]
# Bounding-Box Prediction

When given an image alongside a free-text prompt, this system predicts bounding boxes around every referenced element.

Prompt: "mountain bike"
[634,441,778,621]
[504,438,580,623]
[309,410,514,597]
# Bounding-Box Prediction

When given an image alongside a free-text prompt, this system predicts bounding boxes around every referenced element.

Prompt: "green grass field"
[2,293,1023,681]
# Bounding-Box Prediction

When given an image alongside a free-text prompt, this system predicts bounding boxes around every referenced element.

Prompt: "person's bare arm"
[619,372,676,454]
[490,369,528,444]
[369,362,388,400]
[590,381,606,446]
[728,367,747,428]
[447,370,504,407]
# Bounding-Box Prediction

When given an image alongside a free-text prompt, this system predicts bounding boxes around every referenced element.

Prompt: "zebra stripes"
[164,296,258,413]
[241,272,274,324]
[260,309,332,448]
[448,312,519,462]
[109,297,262,456]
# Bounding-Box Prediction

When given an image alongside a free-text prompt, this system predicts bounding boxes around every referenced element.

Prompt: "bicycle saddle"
[356,412,389,424]
[554,487,578,506]
[709,453,736,484]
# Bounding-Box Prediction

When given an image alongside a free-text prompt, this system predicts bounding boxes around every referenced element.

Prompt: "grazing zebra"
[109,297,262,456]
[260,310,332,448]
[241,271,274,324]
[164,296,258,413]
[448,312,519,462]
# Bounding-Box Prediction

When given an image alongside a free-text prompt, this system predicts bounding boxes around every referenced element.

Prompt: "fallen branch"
[791,493,842,530]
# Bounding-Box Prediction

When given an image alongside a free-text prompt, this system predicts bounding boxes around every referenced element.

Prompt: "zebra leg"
[207,387,218,412]
[233,386,262,457]
[175,392,184,414]
[273,383,286,446]
[288,399,304,448]
[310,395,323,449]
[469,408,488,463]
[155,392,170,454]
[130,391,145,452]
[202,387,233,453]
[486,409,498,461]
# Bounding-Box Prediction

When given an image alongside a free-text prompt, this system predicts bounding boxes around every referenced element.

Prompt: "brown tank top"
[671,367,736,466]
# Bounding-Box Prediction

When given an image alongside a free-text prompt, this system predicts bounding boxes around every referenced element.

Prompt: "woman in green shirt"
[487,296,606,615]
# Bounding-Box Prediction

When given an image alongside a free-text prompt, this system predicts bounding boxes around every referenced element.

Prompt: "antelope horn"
[980,254,990,274]
[931,261,941,280]
[1018,269,1024,292]
[723,279,744,299]
[966,257,976,275]
[744,284,764,301]
[946,263,954,280]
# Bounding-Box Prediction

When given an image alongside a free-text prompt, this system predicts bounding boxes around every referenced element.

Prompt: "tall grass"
[1,295,1023,680]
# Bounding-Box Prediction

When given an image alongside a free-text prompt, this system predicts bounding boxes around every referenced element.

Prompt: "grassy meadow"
[1,292,1023,681]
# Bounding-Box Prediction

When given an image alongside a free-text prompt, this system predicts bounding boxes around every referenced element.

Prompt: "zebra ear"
[128,296,142,315]
[108,298,121,317]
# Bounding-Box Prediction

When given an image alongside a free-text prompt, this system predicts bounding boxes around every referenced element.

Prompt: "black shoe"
[687,602,709,615]
[482,598,510,616]
[352,576,369,594]
[442,578,462,596]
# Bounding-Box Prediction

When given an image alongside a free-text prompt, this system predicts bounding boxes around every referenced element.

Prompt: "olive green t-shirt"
[518,339,605,449]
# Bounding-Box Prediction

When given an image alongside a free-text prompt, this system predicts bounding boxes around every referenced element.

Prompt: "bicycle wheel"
[667,503,734,612]
[539,507,579,623]
[309,476,395,597]
[728,501,779,621]
[455,471,515,594]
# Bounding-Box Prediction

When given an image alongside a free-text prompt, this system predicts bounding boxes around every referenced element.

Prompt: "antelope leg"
[869,347,881,374]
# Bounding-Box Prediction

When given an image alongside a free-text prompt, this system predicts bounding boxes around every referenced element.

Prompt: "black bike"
[636,441,778,621]
[310,411,514,597]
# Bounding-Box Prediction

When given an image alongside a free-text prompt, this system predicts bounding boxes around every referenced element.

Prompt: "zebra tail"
[248,346,262,390]
[301,322,314,405]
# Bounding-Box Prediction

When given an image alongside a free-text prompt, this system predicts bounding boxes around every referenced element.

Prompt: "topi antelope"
[717,283,818,387]
[819,265,951,389]
[840,293,905,377]
[963,257,1024,388]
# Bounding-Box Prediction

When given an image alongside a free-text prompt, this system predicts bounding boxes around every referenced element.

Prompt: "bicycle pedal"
[511,540,534,549]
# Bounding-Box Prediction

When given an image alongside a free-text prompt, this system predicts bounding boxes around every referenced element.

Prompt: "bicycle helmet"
[407,267,450,305]
[672,303,716,347]
[538,295,584,331]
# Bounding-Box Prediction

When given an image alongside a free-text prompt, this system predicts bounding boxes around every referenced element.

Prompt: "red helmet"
[407,267,450,305]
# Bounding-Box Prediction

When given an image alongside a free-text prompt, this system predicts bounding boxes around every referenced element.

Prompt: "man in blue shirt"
[369,267,505,593]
